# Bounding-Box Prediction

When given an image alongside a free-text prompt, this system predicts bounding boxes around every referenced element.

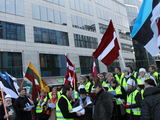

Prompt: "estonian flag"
[131,0,160,56]
[0,72,19,99]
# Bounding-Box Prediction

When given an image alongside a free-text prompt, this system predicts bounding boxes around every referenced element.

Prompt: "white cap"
[127,79,136,86]
[139,68,146,73]
[78,85,85,91]
[5,94,11,100]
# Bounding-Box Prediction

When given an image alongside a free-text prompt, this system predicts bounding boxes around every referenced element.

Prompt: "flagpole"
[0,88,9,120]
[73,64,76,91]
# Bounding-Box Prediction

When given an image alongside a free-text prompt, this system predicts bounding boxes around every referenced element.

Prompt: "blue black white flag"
[131,0,160,56]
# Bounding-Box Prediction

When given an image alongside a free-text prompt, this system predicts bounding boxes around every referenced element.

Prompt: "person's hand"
[123,104,130,108]
[76,112,82,116]
[4,114,9,119]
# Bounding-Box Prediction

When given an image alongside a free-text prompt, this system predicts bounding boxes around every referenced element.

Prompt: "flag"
[25,62,49,92]
[0,72,19,99]
[64,56,78,90]
[93,20,120,65]
[92,56,97,78]
[130,0,160,56]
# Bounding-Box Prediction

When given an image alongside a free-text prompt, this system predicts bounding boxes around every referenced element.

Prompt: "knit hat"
[127,79,136,86]
[139,68,146,73]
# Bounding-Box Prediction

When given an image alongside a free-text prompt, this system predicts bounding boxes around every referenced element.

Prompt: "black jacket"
[141,87,160,120]
[93,89,113,120]
[58,95,78,119]
[13,96,32,120]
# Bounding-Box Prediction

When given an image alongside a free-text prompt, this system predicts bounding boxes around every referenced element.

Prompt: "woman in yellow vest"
[123,79,143,120]
[108,80,126,120]
[56,85,82,120]
[114,67,125,85]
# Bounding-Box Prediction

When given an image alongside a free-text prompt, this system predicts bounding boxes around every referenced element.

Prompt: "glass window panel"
[17,25,25,41]
[15,0,24,16]
[34,27,42,42]
[75,0,79,11]
[41,28,49,43]
[59,0,65,6]
[53,0,58,4]
[49,30,57,44]
[69,0,75,9]
[6,0,16,14]
[47,8,54,22]
[0,0,5,12]
[40,6,47,21]
[54,10,61,24]
[60,12,67,25]
[6,23,17,40]
[32,5,40,19]
[47,0,53,2]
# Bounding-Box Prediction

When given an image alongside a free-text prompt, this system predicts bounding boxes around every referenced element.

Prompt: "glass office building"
[0,0,135,84]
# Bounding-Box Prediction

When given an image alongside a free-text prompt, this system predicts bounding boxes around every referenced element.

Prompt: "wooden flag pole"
[0,88,9,120]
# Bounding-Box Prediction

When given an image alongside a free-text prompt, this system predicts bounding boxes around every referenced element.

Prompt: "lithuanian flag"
[25,62,49,92]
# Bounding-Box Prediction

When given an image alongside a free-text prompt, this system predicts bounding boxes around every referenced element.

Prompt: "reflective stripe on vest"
[56,95,74,120]
[137,76,150,85]
[115,73,125,84]
[126,89,141,115]
[108,85,123,105]
[121,77,129,90]
[36,97,48,113]
[85,81,91,92]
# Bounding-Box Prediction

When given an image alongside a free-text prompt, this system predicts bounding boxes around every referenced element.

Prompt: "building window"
[121,43,133,53]
[39,54,66,77]
[43,0,65,7]
[34,27,69,46]
[74,34,98,49]
[0,0,24,16]
[119,31,131,40]
[79,56,99,74]
[32,4,67,26]
[69,0,93,16]
[71,15,96,32]
[99,23,108,34]
[0,21,25,41]
[0,52,23,78]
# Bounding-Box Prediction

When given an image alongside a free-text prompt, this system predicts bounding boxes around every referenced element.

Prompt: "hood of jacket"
[144,87,160,98]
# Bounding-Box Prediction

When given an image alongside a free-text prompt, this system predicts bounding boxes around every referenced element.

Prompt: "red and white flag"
[64,56,78,90]
[92,56,97,78]
[93,20,120,65]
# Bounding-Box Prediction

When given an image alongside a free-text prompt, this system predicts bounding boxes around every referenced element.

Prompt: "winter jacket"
[93,89,113,120]
[141,87,160,120]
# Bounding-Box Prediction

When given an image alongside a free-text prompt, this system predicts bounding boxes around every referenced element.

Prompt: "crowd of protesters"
[1,65,160,120]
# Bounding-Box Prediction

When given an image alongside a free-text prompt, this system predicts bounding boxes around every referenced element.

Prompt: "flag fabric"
[130,0,160,56]
[0,72,19,99]
[25,62,49,92]
[5,72,19,94]
[93,20,120,65]
[92,56,98,78]
[64,56,78,90]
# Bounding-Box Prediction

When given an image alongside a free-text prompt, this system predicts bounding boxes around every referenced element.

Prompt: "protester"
[5,94,16,120]
[108,80,126,120]
[93,82,113,120]
[126,65,138,79]
[148,65,160,86]
[137,68,155,85]
[141,79,160,120]
[98,73,108,88]
[114,67,124,84]
[14,88,33,120]
[35,89,48,120]
[121,67,132,91]
[124,79,143,120]
[75,88,93,120]
[56,85,82,120]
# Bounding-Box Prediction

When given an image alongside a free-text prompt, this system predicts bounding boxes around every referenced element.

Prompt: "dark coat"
[0,105,5,120]
[141,87,160,120]
[13,96,32,120]
[93,89,113,120]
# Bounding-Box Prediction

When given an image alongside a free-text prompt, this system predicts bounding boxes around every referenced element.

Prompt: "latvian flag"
[92,56,98,78]
[64,56,78,90]
[131,0,160,56]
[93,20,120,65]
